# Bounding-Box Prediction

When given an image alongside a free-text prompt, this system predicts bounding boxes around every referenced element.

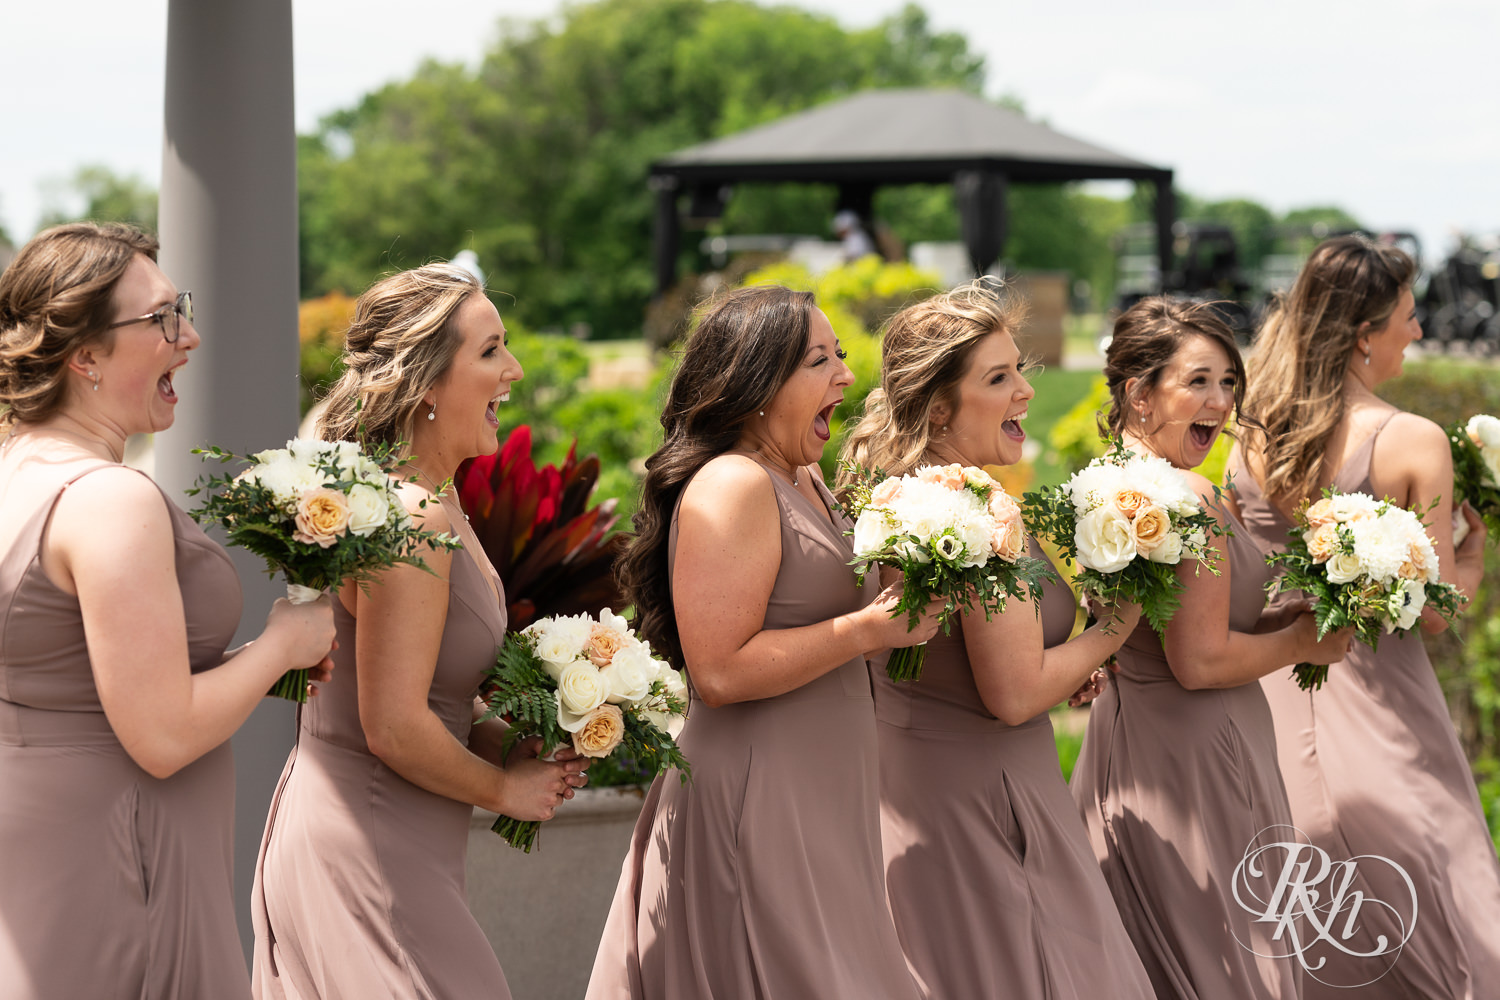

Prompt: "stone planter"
[466,785,646,1000]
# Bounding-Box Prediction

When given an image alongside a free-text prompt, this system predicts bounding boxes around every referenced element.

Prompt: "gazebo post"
[155,0,300,958]
[1153,173,1176,284]
[956,169,1009,276]
[651,174,681,298]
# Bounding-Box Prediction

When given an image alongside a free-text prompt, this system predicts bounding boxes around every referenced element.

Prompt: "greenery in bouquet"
[188,438,460,701]
[1449,414,1500,545]
[1267,489,1464,691]
[843,463,1056,682]
[1022,445,1223,634]
[479,609,690,851]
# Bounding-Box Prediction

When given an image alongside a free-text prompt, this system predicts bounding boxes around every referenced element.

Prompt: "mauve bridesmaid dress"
[0,466,248,999]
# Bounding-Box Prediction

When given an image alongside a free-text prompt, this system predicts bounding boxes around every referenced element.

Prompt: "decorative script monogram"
[1230,826,1418,989]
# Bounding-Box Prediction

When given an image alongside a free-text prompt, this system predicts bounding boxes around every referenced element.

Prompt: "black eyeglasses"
[108,290,194,344]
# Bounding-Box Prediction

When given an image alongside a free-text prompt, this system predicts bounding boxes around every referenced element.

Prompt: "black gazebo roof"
[648,88,1175,293]
[656,88,1169,185]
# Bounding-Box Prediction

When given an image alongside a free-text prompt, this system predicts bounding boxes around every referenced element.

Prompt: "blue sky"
[4,0,1496,261]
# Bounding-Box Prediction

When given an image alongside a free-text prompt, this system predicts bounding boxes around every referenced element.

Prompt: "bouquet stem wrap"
[266,584,326,702]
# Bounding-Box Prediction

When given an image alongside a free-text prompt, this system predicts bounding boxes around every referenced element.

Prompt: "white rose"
[1146,530,1184,564]
[603,644,655,705]
[1325,550,1364,584]
[1075,505,1136,573]
[852,511,895,557]
[1467,413,1500,451]
[345,483,390,537]
[597,607,632,635]
[660,666,688,702]
[556,660,608,714]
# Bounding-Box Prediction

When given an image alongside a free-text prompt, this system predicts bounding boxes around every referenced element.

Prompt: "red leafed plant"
[455,425,628,631]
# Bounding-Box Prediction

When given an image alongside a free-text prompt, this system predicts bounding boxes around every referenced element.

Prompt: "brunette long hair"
[618,285,814,672]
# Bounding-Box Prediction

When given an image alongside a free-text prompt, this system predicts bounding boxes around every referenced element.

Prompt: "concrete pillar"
[155,0,300,960]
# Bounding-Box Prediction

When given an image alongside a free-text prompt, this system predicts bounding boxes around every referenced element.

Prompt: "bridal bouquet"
[479,609,690,851]
[844,464,1055,682]
[1266,489,1463,690]
[1022,448,1221,633]
[1449,413,1500,546]
[189,438,459,701]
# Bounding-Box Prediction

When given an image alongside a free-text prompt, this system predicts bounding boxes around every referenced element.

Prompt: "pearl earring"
[90,371,100,391]
[1364,351,1371,366]
[427,403,436,421]
[759,410,765,417]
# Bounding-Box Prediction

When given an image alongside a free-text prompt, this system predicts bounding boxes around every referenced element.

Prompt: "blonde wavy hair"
[0,222,159,431]
[838,278,1026,487]
[317,263,482,448]
[1241,235,1415,506]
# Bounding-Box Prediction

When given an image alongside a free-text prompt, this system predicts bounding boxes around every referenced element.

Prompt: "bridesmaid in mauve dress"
[1069,297,1351,1000]
[0,223,335,999]
[1231,235,1499,998]
[252,264,586,1000]
[837,280,1153,1000]
[587,285,939,999]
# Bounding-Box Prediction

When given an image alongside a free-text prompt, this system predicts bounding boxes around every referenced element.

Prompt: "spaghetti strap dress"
[1070,515,1303,1000]
[0,465,247,999]
[251,540,510,1000]
[1232,414,1500,998]
[875,539,1154,999]
[585,464,921,1000]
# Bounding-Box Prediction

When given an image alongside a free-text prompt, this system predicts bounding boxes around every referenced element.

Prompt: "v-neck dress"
[586,463,920,999]
[1234,416,1500,998]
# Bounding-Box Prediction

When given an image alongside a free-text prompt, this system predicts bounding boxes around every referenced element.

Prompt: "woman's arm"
[965,591,1139,727]
[353,488,582,821]
[1370,412,1488,631]
[59,468,336,779]
[675,455,940,708]
[1163,470,1350,690]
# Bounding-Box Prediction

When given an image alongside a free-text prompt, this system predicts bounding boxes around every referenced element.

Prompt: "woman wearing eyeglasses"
[0,222,337,1000]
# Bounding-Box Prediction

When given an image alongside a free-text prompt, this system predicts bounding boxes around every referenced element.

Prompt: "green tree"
[296,0,987,337]
[39,165,158,233]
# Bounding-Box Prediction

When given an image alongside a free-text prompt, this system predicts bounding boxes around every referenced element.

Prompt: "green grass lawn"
[1026,367,1102,489]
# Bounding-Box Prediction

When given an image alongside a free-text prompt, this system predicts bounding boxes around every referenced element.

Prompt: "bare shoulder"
[1176,467,1218,503]
[680,453,776,520]
[396,481,452,533]
[1380,410,1447,452]
[55,466,170,532]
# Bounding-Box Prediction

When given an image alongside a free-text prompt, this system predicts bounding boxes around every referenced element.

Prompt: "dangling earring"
[1363,351,1371,366]
[1140,413,1146,424]
[427,402,437,421]
[90,371,100,392]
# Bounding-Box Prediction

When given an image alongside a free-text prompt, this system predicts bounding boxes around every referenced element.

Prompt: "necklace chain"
[753,450,798,487]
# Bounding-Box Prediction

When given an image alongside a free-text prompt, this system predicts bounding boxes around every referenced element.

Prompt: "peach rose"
[1306,523,1340,563]
[1113,488,1151,520]
[987,489,1021,522]
[1305,498,1337,527]
[294,488,351,548]
[918,464,966,491]
[990,515,1026,562]
[573,704,626,758]
[1130,505,1171,555]
[587,624,627,667]
[870,478,903,505]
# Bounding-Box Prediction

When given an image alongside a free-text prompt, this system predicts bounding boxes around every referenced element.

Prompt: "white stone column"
[155,0,299,960]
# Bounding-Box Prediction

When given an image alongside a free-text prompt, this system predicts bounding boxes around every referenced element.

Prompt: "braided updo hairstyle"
[316,263,481,448]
